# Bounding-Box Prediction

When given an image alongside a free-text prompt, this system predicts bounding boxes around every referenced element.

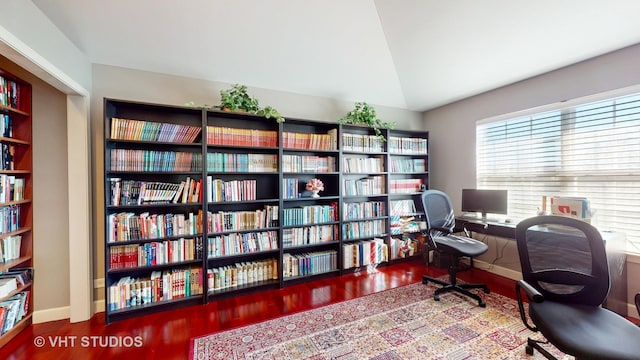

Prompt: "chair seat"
[434,234,488,257]
[530,301,640,359]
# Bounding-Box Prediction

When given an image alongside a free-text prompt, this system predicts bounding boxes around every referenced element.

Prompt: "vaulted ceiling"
[32,0,640,111]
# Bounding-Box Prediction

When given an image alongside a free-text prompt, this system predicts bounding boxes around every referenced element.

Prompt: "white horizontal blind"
[477,92,640,250]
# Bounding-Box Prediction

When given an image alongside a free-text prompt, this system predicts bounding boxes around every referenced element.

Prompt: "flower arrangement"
[306,178,324,192]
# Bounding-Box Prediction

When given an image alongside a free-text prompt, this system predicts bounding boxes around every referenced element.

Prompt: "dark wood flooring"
[0,259,569,359]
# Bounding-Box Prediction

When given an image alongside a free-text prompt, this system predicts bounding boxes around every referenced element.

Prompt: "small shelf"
[107,259,203,274]
[0,104,29,117]
[207,279,279,296]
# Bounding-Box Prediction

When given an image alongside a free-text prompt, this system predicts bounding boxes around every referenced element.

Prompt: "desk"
[455,216,629,316]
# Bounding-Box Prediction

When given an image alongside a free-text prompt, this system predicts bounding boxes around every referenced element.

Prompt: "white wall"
[423,43,640,317]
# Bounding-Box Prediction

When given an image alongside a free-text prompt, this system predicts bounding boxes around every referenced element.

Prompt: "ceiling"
[31,0,640,112]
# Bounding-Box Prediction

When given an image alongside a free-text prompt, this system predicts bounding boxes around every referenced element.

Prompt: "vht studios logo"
[33,335,143,348]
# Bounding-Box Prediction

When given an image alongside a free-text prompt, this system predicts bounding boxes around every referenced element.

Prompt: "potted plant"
[185,84,285,123]
[338,102,394,141]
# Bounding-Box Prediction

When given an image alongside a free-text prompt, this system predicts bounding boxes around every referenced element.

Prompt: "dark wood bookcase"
[103,98,429,322]
[0,68,34,347]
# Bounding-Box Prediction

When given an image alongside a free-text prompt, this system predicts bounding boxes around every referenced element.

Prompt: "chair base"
[422,275,489,307]
[526,337,557,360]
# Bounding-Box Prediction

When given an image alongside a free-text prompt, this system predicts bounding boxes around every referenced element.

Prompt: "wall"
[90,64,423,304]
[0,54,70,316]
[423,43,640,317]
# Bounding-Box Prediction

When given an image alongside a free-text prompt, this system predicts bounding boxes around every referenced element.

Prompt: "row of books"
[282,250,338,278]
[109,177,201,206]
[282,129,337,150]
[207,178,257,202]
[0,291,29,335]
[207,152,278,173]
[207,258,278,292]
[106,211,201,243]
[282,154,336,173]
[343,175,385,196]
[109,149,202,172]
[390,236,421,260]
[282,178,302,199]
[282,224,337,248]
[206,126,278,147]
[388,136,428,155]
[0,114,12,138]
[0,268,31,298]
[107,267,203,311]
[343,201,386,221]
[0,144,15,171]
[0,175,25,204]
[0,205,20,235]
[108,237,203,270]
[343,157,384,173]
[390,216,421,235]
[342,238,388,269]
[207,231,278,258]
[205,206,279,233]
[390,179,424,194]
[110,118,201,143]
[342,219,386,240]
[341,133,384,153]
[0,76,19,109]
[282,203,337,226]
[0,235,21,263]
[390,199,417,216]
[389,158,427,173]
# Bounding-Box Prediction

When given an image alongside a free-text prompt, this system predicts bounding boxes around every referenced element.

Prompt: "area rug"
[190,282,570,359]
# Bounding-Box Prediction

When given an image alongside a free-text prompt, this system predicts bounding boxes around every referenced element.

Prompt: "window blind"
[476,92,640,251]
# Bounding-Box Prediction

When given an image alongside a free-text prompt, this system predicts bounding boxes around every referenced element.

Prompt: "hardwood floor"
[0,259,528,360]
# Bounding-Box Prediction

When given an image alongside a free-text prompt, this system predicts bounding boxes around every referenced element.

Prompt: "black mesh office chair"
[420,190,490,306]
[515,215,640,359]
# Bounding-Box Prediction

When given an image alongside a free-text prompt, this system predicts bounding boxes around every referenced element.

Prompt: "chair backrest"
[515,215,610,306]
[421,190,456,232]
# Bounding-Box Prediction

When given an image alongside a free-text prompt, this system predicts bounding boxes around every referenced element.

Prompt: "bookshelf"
[104,99,205,323]
[103,99,429,321]
[0,68,34,347]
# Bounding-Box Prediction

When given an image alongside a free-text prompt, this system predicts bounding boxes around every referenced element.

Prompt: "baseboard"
[33,306,70,324]
[472,259,522,281]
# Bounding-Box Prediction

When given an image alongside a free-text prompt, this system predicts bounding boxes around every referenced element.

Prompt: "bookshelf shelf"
[103,98,428,322]
[0,68,33,348]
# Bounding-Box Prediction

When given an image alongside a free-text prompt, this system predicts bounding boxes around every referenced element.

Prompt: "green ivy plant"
[338,102,394,140]
[185,84,285,123]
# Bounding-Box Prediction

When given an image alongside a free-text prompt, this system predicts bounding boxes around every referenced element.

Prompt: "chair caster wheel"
[479,302,486,308]
[484,288,490,294]
[434,295,440,301]
[422,278,429,284]
[525,345,534,355]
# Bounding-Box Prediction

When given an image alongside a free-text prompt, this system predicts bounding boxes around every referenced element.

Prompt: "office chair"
[515,215,640,359]
[636,292,640,320]
[420,190,490,307]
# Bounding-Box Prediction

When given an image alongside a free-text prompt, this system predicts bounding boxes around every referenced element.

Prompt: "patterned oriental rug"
[190,282,570,359]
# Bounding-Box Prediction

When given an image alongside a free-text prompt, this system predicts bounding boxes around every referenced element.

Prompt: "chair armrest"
[517,280,544,303]
[430,226,453,234]
[515,280,543,332]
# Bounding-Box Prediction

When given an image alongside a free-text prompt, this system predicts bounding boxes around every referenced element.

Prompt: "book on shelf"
[282,250,337,278]
[282,224,337,247]
[108,266,203,311]
[0,76,20,109]
[282,129,337,150]
[107,211,200,243]
[389,179,423,194]
[0,291,29,335]
[342,219,386,240]
[207,230,278,258]
[282,154,335,173]
[0,278,17,298]
[110,118,201,143]
[207,152,278,173]
[342,238,388,269]
[0,114,12,138]
[206,177,257,202]
[343,201,386,220]
[343,157,384,173]
[206,126,278,147]
[205,205,279,233]
[109,237,203,270]
[0,235,21,262]
[207,258,278,292]
[388,136,428,154]
[0,205,20,236]
[341,133,384,153]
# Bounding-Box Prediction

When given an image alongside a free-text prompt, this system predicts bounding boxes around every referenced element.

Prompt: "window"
[477,92,640,251]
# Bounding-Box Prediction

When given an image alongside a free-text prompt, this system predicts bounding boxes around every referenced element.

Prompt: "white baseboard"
[472,259,522,281]
[33,306,70,324]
